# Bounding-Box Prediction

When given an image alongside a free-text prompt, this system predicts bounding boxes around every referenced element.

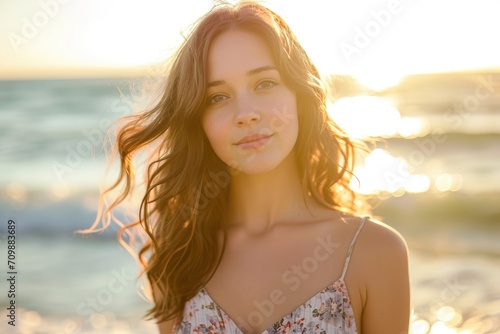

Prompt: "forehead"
[207,30,276,80]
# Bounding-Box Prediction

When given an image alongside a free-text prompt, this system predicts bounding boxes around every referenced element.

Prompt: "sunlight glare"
[437,306,457,322]
[6,182,27,202]
[23,311,42,327]
[351,148,431,195]
[411,319,431,334]
[354,71,404,91]
[328,96,401,138]
[397,117,427,138]
[351,149,407,194]
[75,1,202,69]
[435,173,463,192]
[404,174,431,193]
[430,321,458,334]
[51,183,72,199]
[90,313,108,329]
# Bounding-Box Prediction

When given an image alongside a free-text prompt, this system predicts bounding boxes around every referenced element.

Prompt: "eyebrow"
[248,65,278,76]
[206,65,278,88]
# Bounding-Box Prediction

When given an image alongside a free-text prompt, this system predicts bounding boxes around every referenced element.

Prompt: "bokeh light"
[6,181,27,202]
[351,148,430,195]
[435,173,463,192]
[397,117,428,138]
[411,319,431,334]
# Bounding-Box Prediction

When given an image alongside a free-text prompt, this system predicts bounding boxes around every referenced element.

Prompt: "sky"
[1,0,500,80]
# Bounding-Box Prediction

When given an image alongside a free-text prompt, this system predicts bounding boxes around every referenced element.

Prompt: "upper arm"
[361,219,411,334]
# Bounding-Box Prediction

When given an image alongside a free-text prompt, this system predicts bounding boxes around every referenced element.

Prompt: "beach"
[1,75,499,333]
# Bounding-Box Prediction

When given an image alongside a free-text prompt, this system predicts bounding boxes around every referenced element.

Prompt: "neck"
[227,152,316,235]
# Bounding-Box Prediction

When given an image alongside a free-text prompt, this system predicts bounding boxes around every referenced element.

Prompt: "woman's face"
[202,30,298,174]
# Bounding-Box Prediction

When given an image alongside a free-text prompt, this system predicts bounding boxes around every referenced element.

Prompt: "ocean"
[0,74,499,333]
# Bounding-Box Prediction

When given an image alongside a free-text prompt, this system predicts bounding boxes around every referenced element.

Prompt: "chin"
[232,156,290,175]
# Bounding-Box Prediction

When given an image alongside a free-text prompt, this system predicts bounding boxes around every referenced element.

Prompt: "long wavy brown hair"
[82,0,369,325]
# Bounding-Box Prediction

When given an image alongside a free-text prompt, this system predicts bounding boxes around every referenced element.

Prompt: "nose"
[234,96,260,126]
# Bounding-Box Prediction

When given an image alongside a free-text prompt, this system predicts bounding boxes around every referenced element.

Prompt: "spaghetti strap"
[340,216,368,280]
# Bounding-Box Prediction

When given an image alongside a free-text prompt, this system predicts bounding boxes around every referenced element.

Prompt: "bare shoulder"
[335,214,410,280]
[351,217,412,332]
[357,217,409,260]
[344,215,410,287]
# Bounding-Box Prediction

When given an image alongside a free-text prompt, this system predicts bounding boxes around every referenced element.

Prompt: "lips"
[234,133,273,149]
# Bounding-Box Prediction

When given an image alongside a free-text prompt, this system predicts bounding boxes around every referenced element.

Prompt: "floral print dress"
[174,217,366,334]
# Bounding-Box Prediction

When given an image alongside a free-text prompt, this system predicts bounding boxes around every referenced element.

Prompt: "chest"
[203,224,353,332]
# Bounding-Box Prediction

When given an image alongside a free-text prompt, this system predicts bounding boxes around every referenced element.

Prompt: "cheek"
[283,95,299,145]
[266,92,298,134]
[203,111,217,138]
[203,112,229,151]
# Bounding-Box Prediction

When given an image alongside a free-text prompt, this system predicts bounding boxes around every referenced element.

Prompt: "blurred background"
[1,0,499,333]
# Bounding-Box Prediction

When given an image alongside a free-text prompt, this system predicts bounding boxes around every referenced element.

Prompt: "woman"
[89,1,411,333]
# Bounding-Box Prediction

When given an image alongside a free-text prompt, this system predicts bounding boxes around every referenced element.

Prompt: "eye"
[207,94,228,105]
[256,80,277,90]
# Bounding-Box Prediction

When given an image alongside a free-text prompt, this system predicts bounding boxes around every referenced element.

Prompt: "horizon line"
[1,66,500,81]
